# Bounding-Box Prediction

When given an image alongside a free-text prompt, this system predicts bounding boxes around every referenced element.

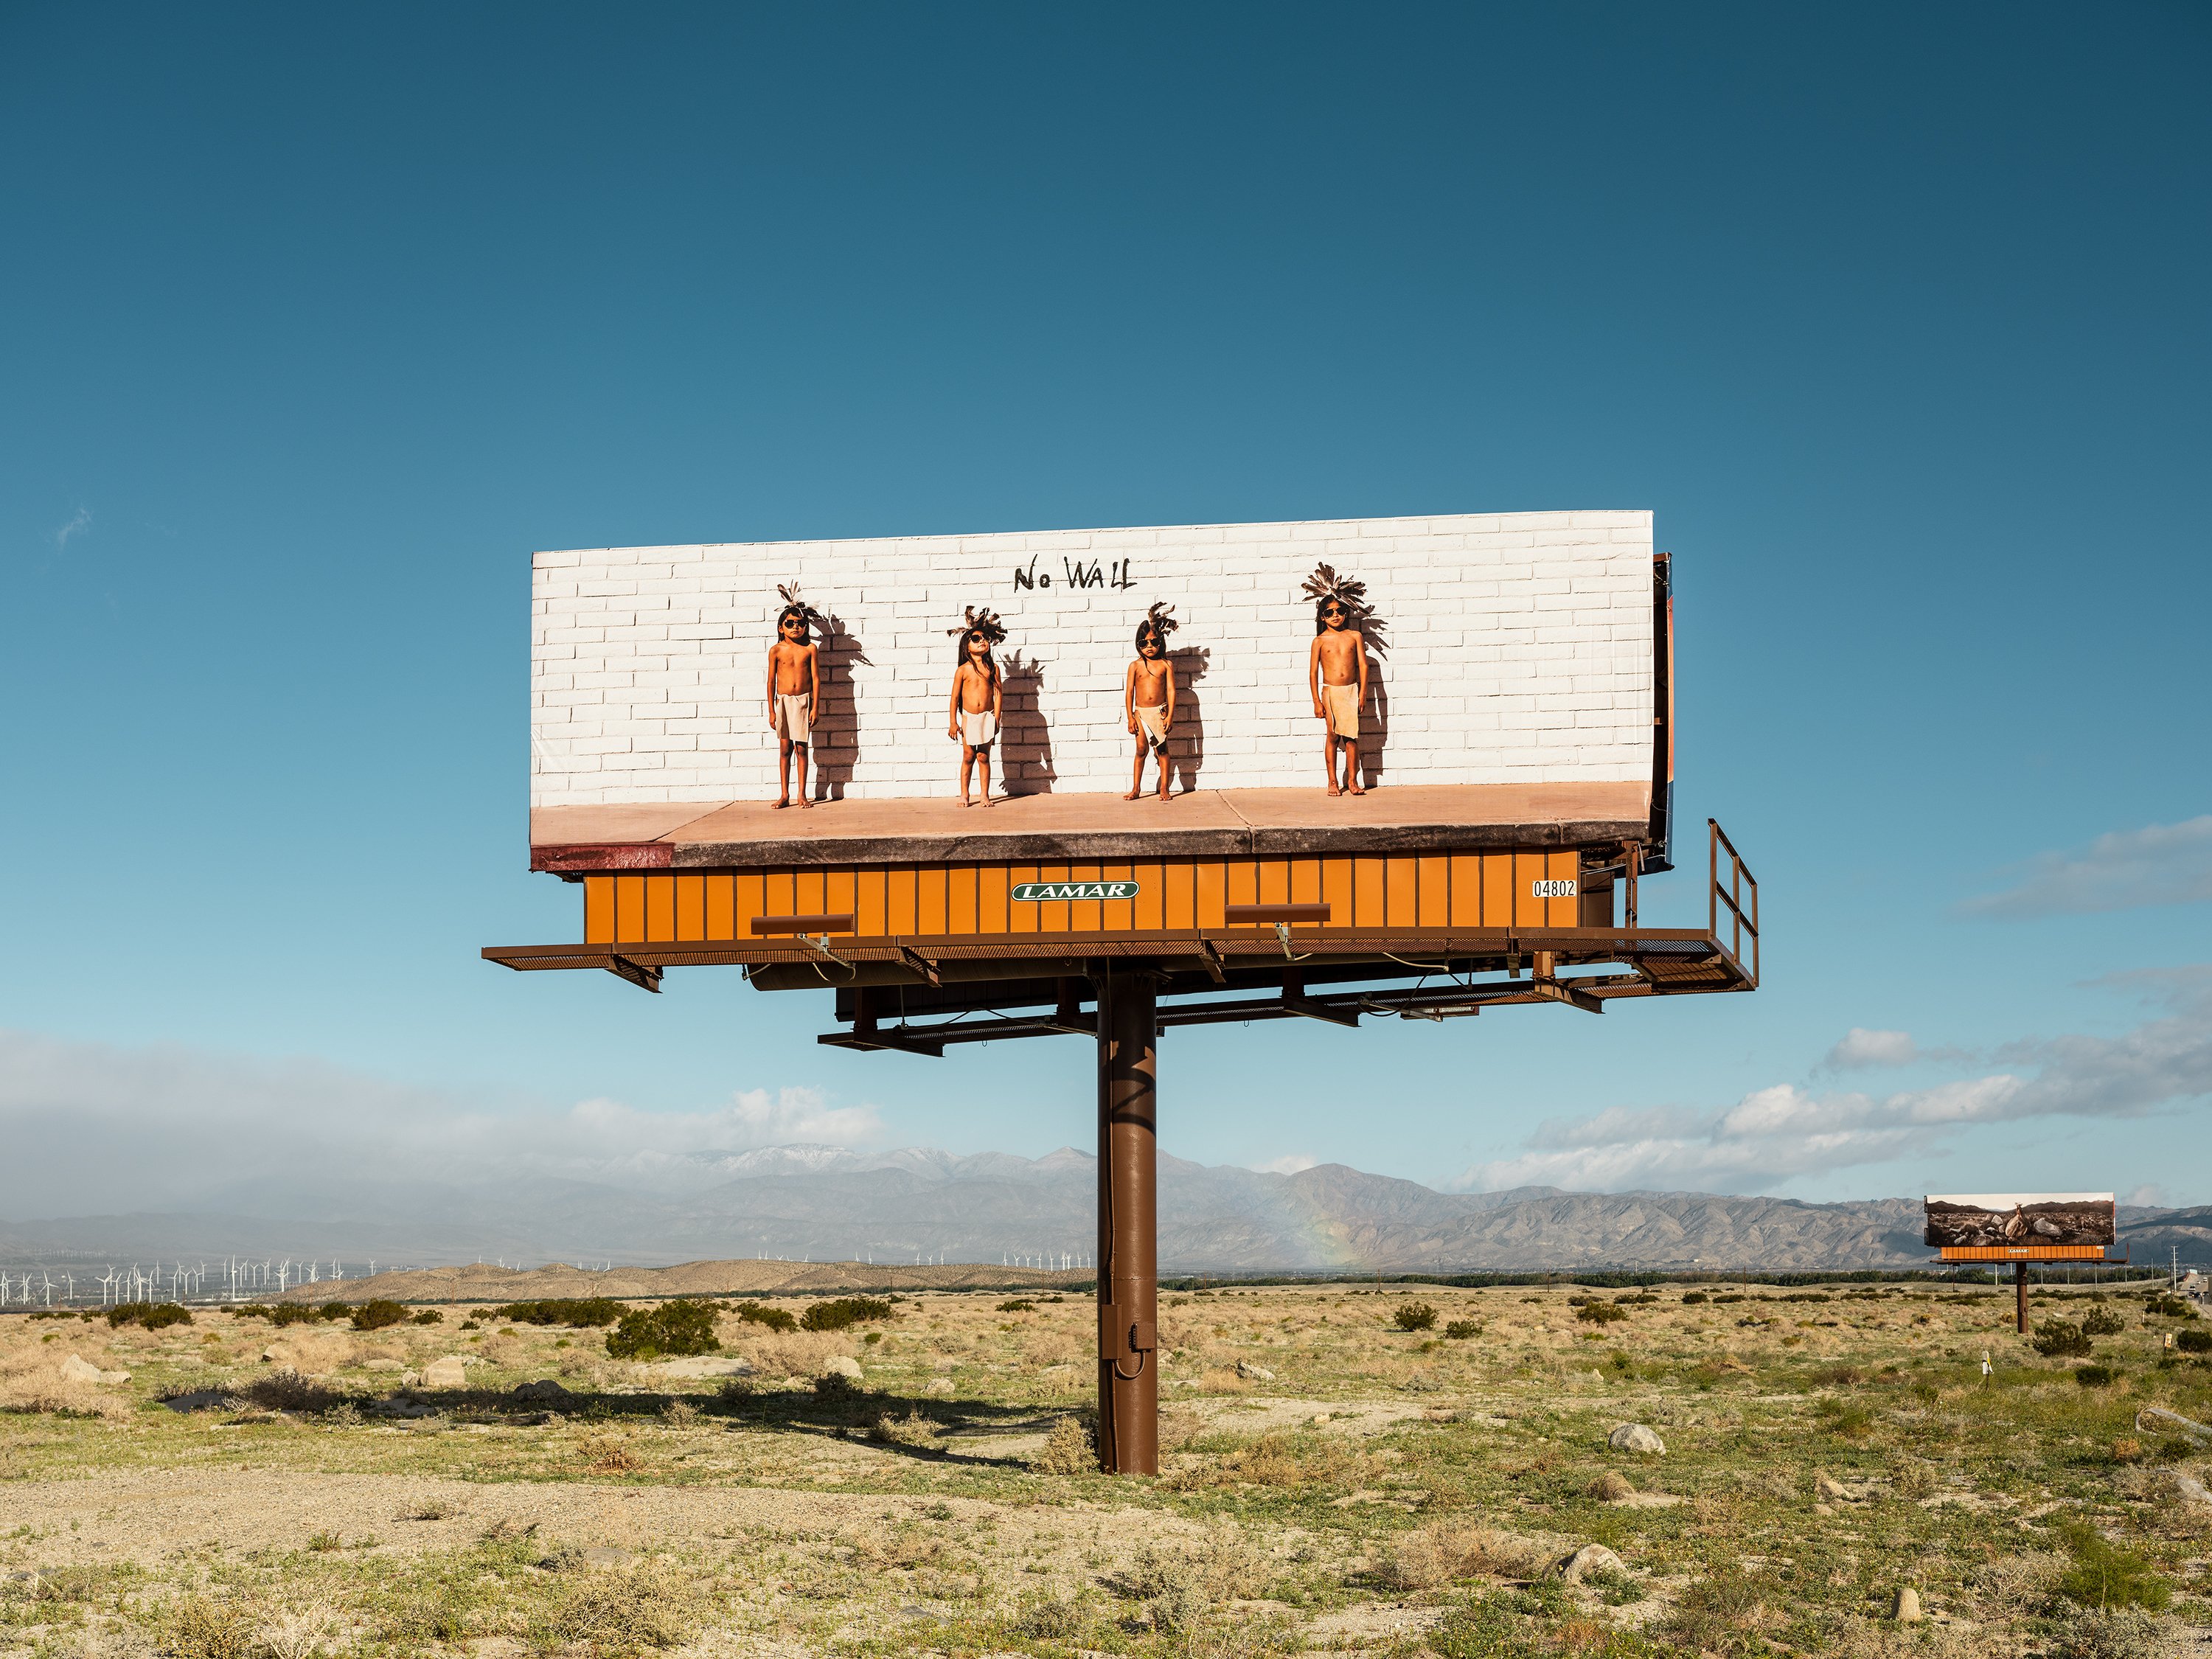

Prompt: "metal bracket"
[606,955,662,994]
[1197,940,1228,984]
[896,946,942,987]
[1273,922,1299,961]
[799,934,844,968]
[1527,977,1604,1014]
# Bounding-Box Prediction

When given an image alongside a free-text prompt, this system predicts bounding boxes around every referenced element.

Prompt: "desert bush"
[2076,1364,2119,1388]
[318,1302,350,1321]
[411,1310,442,1324]
[349,1300,407,1332]
[1394,1301,1438,1332]
[1588,1470,1635,1500]
[2144,1296,2196,1319]
[2082,1305,2126,1337]
[2177,1329,2212,1354]
[1032,1413,1097,1474]
[734,1301,798,1333]
[1816,1399,1875,1439]
[1681,1290,1710,1304]
[1382,1520,1553,1590]
[1660,1569,1778,1656]
[107,1301,192,1329]
[268,1304,323,1327]
[1444,1320,1482,1340]
[801,1296,894,1333]
[1971,1550,2065,1618]
[241,1368,348,1415]
[382,1590,473,1644]
[167,1596,257,1659]
[1010,1591,1090,1638]
[605,1299,720,1360]
[535,1567,698,1652]
[1576,1301,1627,1325]
[493,1298,622,1327]
[2034,1319,2094,1359]
[2052,1607,2163,1659]
[998,1298,1036,1313]
[2057,1520,2170,1610]
[813,1370,861,1402]
[869,1408,944,1451]
[1712,1293,1747,1304]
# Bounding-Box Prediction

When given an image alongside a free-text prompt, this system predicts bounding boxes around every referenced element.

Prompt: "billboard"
[529,510,1659,815]
[1924,1194,2116,1249]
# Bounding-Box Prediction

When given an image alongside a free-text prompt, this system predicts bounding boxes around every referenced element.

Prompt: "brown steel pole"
[1095,967,1158,1475]
[2015,1261,2028,1335]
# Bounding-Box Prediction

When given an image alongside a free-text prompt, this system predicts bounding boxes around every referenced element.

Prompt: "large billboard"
[529,511,1658,815]
[1924,1194,2116,1248]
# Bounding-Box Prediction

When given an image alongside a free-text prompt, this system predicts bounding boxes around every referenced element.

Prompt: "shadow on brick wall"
[805,611,871,802]
[1166,645,1211,795]
[997,650,1057,796]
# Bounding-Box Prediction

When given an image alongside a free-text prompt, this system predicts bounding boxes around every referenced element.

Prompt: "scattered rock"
[1816,1474,1865,1503]
[1607,1424,1666,1456]
[1588,1471,1637,1501]
[924,1378,955,1396]
[2174,1472,2212,1506]
[1237,1361,1276,1382]
[1558,1544,1627,1584]
[161,1390,238,1413]
[421,1357,470,1389]
[1892,1587,1923,1624]
[821,1356,864,1382]
[644,1356,755,1380]
[1311,1413,1333,1426]
[261,1348,279,1363]
[58,1354,128,1385]
[512,1379,575,1403]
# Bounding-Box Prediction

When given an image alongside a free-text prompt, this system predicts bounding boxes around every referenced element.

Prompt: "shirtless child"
[764,599,821,809]
[945,614,1004,807]
[1308,593,1368,796]
[1124,604,1178,801]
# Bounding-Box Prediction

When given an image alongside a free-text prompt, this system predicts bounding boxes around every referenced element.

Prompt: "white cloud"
[1250,1154,1319,1176]
[0,1027,883,1219]
[1824,1029,1920,1069]
[1454,970,2212,1194]
[54,507,90,551]
[1962,817,2212,917]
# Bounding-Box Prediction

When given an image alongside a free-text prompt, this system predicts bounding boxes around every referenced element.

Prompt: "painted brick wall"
[531,510,1655,805]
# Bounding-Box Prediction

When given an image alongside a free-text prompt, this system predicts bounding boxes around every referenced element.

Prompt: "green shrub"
[2144,1296,2196,1319]
[1394,1301,1438,1332]
[319,1302,351,1321]
[1577,1301,1628,1325]
[411,1310,442,1324]
[2081,1304,2126,1337]
[269,1303,323,1326]
[2076,1364,2119,1388]
[349,1300,407,1332]
[2057,1521,2170,1611]
[1711,1293,1747,1304]
[997,1298,1036,1313]
[492,1298,623,1328]
[735,1302,796,1332]
[1681,1291,1710,1304]
[801,1296,894,1333]
[1444,1320,1482,1340]
[605,1299,721,1360]
[2034,1318,2094,1358]
[2177,1328,2212,1354]
[1816,1399,1875,1439]
[106,1302,192,1329]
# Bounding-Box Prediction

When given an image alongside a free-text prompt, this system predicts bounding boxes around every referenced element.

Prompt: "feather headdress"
[1300,563,1369,619]
[947,605,1008,647]
[774,580,825,632]
[1141,602,1179,641]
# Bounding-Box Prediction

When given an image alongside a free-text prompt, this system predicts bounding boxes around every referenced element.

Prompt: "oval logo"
[1011,881,1140,901]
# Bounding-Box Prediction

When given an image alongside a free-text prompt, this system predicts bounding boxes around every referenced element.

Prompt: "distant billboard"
[1924,1194,2115,1249]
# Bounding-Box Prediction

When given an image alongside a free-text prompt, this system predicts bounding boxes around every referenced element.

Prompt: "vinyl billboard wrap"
[1924,1194,2117,1249]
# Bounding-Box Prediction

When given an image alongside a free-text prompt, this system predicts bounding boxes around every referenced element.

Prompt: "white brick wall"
[530,511,1655,804]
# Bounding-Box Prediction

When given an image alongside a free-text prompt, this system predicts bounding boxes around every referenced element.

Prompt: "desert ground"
[4,1278,2210,1659]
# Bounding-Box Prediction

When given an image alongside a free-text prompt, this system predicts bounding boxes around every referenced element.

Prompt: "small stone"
[1816,1474,1862,1502]
[422,1357,470,1388]
[1311,1413,1332,1426]
[1558,1544,1627,1584]
[2174,1472,2212,1506]
[1607,1424,1666,1455]
[261,1348,279,1363]
[924,1378,955,1397]
[1236,1361,1276,1381]
[1892,1587,1923,1623]
[821,1356,863,1382]
[512,1379,574,1402]
[58,1355,105,1383]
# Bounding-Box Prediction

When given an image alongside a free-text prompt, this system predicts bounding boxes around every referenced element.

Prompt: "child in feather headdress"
[765,582,822,809]
[945,607,1006,807]
[1303,565,1369,796]
[1123,602,1178,802]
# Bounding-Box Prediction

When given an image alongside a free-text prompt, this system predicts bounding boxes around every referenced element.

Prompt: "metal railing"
[1708,818,1759,987]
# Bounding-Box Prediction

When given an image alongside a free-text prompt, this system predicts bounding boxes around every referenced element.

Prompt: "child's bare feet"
[799,796,814,809]
[1326,782,1341,797]
[775,796,790,809]
[1347,783,1366,795]
[978,795,993,808]
[959,796,972,807]
[1124,788,1141,801]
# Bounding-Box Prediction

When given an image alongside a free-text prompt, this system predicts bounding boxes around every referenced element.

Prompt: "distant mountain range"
[0,1144,2198,1273]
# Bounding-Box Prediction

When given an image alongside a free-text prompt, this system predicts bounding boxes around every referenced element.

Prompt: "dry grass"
[1382,1518,1557,1590]
[0,1353,133,1420]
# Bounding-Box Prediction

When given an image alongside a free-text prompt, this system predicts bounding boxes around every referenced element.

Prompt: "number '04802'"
[1529,879,1579,899]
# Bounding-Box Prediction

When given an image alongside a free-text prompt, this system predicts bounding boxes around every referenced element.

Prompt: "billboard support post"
[2015,1262,2028,1335]
[1096,967,1159,1475]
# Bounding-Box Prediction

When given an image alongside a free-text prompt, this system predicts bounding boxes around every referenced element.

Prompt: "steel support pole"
[2015,1261,2028,1335]
[1095,967,1158,1475]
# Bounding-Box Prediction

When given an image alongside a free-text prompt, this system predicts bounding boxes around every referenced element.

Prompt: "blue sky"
[3,4,2208,1220]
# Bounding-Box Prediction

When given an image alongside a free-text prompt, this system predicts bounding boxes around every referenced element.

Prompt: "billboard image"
[529,510,1660,819]
[1924,1194,2116,1248]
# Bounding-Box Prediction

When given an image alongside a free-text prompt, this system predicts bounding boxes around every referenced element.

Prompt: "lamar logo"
[1011,881,1141,902]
